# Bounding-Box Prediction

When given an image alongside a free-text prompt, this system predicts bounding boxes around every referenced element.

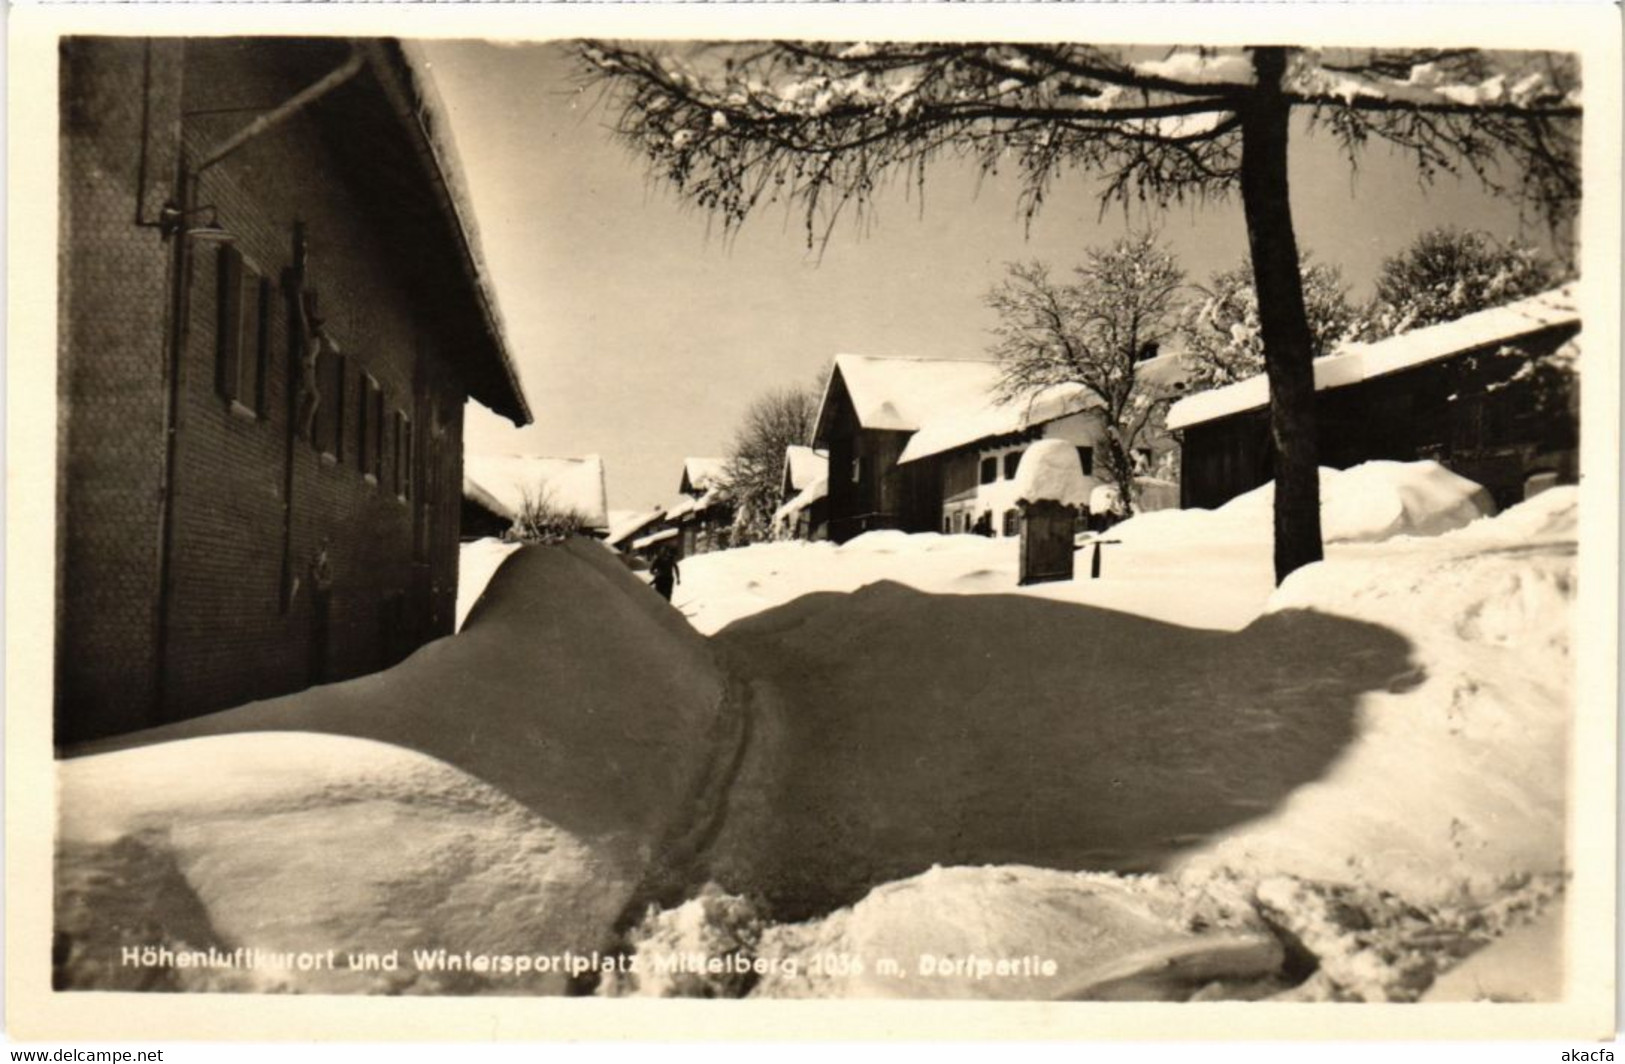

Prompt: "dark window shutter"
[216,245,244,402]
[251,277,271,416]
[371,383,385,479]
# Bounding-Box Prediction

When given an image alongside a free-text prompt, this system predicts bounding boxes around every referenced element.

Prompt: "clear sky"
[420,40,1553,513]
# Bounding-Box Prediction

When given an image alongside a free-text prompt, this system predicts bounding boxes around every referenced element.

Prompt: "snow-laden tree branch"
[1181,253,1363,391]
[986,236,1185,514]
[578,40,1582,583]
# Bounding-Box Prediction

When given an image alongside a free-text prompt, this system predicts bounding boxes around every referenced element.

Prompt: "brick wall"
[57,38,480,740]
[56,39,183,741]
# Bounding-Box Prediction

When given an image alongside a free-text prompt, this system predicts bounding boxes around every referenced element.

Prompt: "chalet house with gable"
[772,444,829,541]
[812,353,1181,543]
[668,457,734,556]
[57,37,531,743]
[461,454,610,541]
[1168,287,1580,511]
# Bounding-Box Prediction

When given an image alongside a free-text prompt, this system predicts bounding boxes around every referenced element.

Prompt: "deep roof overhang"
[289,38,532,426]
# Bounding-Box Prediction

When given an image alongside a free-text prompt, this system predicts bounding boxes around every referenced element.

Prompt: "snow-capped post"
[1012,441,1092,586]
[578,41,1579,586]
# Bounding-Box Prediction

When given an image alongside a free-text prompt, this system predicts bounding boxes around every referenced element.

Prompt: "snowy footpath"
[56,463,1575,1002]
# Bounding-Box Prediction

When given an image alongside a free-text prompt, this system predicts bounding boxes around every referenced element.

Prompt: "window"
[1003,450,1024,480]
[1003,509,1021,537]
[942,515,952,534]
[979,456,998,485]
[394,410,412,500]
[315,349,346,460]
[216,246,269,417]
[851,456,864,483]
[1077,446,1094,476]
[357,374,384,480]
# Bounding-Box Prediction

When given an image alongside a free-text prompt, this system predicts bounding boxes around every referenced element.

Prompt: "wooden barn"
[56,38,531,742]
[1168,288,1580,512]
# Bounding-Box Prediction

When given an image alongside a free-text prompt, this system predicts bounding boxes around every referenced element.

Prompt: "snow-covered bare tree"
[1181,254,1362,391]
[579,41,1580,583]
[1369,226,1561,337]
[987,236,1184,515]
[722,384,821,544]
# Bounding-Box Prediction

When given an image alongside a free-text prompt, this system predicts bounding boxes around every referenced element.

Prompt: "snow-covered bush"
[510,486,593,543]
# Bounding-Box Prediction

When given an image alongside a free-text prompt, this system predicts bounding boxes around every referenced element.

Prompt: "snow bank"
[749,866,1281,1000]
[689,469,1569,926]
[57,734,610,993]
[58,540,733,993]
[1173,491,1574,902]
[1112,461,1496,547]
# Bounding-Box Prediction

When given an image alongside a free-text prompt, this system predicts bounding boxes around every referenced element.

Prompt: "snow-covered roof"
[681,458,729,495]
[773,475,829,526]
[385,42,531,426]
[783,445,829,493]
[462,454,609,530]
[631,527,679,551]
[898,381,1097,466]
[607,508,667,548]
[816,354,1005,439]
[665,487,729,523]
[1166,286,1579,432]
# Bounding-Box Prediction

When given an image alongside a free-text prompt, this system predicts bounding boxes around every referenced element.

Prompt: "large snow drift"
[59,464,1574,1000]
[687,480,1571,920]
[57,539,731,994]
[1111,461,1496,547]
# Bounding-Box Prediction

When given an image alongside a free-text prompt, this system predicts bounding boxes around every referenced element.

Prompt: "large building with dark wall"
[1167,288,1580,512]
[57,37,531,743]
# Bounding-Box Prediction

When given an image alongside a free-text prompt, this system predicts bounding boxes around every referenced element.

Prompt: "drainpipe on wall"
[151,46,365,718]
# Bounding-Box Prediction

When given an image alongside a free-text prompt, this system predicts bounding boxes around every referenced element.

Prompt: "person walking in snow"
[650,547,680,602]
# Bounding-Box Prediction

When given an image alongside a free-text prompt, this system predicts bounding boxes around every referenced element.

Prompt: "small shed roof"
[462,454,609,530]
[1166,286,1579,432]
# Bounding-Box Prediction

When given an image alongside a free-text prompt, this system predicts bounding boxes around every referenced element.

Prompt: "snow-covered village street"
[57,462,1577,1002]
[31,21,1617,1041]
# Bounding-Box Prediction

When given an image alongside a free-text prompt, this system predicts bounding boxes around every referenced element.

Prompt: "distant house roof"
[781,445,829,495]
[358,41,531,426]
[813,352,1186,467]
[631,527,679,551]
[773,474,829,528]
[607,508,667,549]
[680,458,729,496]
[665,487,729,523]
[897,381,1097,466]
[1166,286,1579,432]
[814,355,1005,442]
[461,454,609,530]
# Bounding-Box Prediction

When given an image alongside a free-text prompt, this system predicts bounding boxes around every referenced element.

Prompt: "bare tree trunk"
[1241,47,1323,584]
